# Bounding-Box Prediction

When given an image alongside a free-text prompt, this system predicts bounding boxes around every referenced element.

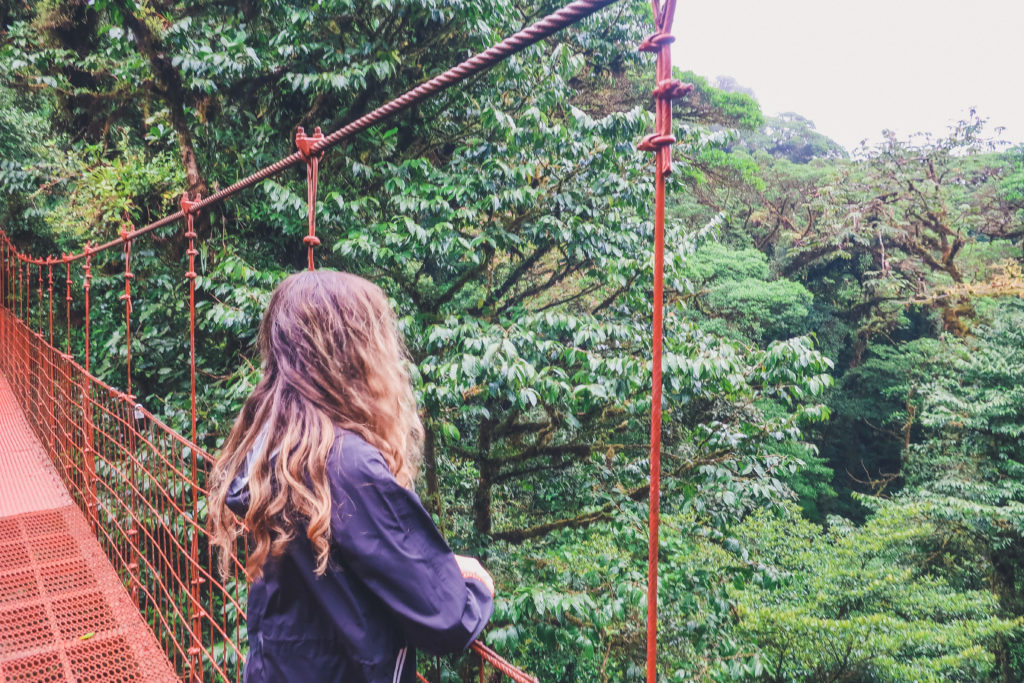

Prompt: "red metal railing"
[0,300,249,681]
[0,275,541,682]
[0,0,689,677]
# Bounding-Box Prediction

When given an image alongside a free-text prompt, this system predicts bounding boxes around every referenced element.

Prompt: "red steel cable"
[120,231,134,400]
[47,260,56,455]
[180,192,204,681]
[637,1,691,680]
[296,126,324,270]
[0,2,629,679]
[37,263,43,334]
[47,261,54,347]
[120,231,142,607]
[470,641,538,683]
[83,246,98,530]
[83,247,92,371]
[122,232,142,609]
[10,0,619,267]
[65,256,72,356]
[181,193,200,445]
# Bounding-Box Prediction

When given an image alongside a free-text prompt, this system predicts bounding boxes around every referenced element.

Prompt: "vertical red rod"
[81,248,97,530]
[25,261,30,327]
[47,261,56,456]
[1,242,6,355]
[181,193,200,444]
[1,241,6,311]
[65,258,72,356]
[121,233,134,399]
[637,2,690,681]
[47,262,54,346]
[181,192,203,681]
[34,265,43,414]
[84,248,97,530]
[296,126,324,270]
[646,164,666,683]
[37,264,43,333]
[83,251,91,373]
[119,231,141,603]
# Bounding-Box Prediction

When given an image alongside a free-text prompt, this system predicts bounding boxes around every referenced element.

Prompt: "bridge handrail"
[0,0,687,677]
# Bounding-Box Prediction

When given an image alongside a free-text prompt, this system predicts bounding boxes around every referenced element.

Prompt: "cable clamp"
[653,79,692,101]
[295,126,325,159]
[180,191,201,215]
[637,134,676,152]
[638,31,675,53]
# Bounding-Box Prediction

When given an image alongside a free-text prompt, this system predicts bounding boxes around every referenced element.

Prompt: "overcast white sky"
[674,0,1023,152]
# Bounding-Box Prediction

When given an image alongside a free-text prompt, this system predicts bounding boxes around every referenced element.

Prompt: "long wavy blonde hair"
[209,270,423,579]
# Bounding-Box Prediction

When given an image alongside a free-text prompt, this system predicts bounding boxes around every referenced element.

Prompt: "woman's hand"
[454,555,495,597]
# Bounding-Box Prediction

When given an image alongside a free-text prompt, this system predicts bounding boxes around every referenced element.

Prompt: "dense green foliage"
[2,0,1023,680]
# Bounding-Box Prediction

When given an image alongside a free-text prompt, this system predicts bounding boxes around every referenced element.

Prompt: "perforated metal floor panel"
[0,371,178,682]
[0,506,178,682]
[0,375,71,517]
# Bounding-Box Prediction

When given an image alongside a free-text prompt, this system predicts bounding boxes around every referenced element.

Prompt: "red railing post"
[120,231,135,399]
[26,260,31,327]
[120,230,141,605]
[295,125,325,270]
[20,259,27,399]
[62,255,73,470]
[47,260,54,346]
[181,192,205,681]
[637,2,692,681]
[46,260,56,458]
[1,241,6,350]
[37,263,43,334]
[0,8,628,680]
[82,246,98,531]
[65,255,73,356]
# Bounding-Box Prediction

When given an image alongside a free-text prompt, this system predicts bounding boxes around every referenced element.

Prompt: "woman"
[209,270,494,682]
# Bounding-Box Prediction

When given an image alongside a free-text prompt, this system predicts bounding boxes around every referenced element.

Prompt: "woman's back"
[229,429,492,683]
[210,271,493,683]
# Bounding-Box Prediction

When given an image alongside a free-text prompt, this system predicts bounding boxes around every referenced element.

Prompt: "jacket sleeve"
[328,434,493,655]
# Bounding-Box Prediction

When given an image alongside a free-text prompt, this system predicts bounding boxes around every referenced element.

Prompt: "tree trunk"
[422,425,444,528]
[117,2,209,202]
[473,419,494,534]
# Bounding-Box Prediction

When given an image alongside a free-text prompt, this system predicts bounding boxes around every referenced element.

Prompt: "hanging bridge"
[0,0,686,680]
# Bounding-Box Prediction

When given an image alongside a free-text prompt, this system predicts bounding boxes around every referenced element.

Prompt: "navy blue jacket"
[226,429,493,682]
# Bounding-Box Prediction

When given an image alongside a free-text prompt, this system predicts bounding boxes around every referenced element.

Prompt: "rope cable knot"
[637,30,675,53]
[179,190,202,449]
[82,244,93,292]
[296,125,325,270]
[119,228,135,312]
[636,1,692,175]
[180,192,201,281]
[63,254,73,302]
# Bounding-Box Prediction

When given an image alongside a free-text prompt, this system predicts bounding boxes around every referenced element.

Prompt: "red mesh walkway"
[0,374,72,517]
[0,0,674,678]
[0,375,177,683]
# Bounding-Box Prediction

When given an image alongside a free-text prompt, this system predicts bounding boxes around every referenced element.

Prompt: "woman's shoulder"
[328,428,394,486]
